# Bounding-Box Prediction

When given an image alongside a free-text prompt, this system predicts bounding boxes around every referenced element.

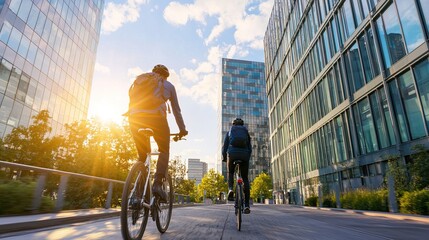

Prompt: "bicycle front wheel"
[235,184,242,231]
[155,173,173,233]
[121,161,149,240]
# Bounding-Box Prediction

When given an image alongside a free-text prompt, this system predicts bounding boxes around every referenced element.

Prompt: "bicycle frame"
[138,150,159,210]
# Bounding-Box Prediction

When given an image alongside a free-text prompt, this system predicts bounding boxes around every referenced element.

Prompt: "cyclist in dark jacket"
[222,118,252,214]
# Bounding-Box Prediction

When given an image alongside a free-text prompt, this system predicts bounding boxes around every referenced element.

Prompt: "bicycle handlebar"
[171,133,186,142]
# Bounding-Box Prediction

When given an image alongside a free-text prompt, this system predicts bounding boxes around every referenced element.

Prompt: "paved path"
[1,204,428,239]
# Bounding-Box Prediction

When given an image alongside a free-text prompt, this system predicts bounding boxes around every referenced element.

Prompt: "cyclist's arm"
[247,133,252,154]
[222,132,229,161]
[166,82,186,131]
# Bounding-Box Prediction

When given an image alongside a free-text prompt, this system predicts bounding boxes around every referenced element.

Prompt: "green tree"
[384,155,409,194]
[250,172,273,201]
[2,110,64,168]
[409,145,429,190]
[197,169,227,201]
[168,156,187,189]
[175,179,197,201]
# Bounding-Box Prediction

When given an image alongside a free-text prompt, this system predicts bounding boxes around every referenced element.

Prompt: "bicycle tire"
[236,184,242,231]
[155,173,173,233]
[121,161,149,240]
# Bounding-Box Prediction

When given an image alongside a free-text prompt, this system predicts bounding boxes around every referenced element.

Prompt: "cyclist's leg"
[152,116,170,182]
[151,116,170,200]
[129,115,151,162]
[226,154,235,201]
[239,155,251,213]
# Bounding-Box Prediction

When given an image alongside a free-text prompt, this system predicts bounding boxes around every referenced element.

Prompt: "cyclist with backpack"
[222,118,252,214]
[127,64,188,201]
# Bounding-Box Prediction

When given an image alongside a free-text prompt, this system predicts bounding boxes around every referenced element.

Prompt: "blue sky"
[88,0,274,171]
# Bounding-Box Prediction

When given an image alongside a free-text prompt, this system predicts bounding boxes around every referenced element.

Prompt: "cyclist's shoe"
[227,190,234,201]
[244,207,251,214]
[153,182,167,202]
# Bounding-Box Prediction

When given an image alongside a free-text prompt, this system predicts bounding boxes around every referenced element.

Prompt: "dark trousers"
[227,151,250,207]
[129,114,170,183]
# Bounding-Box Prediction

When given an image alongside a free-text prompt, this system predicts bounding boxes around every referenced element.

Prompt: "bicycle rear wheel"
[235,184,242,231]
[121,161,149,240]
[155,173,173,233]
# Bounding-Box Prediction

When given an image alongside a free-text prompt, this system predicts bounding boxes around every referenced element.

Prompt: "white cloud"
[95,62,110,74]
[102,0,149,34]
[163,0,274,50]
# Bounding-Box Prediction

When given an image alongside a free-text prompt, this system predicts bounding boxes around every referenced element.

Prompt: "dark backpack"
[228,125,249,148]
[128,72,165,112]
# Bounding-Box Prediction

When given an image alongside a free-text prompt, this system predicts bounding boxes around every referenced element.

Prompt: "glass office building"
[0,0,104,138]
[264,0,429,204]
[220,58,271,182]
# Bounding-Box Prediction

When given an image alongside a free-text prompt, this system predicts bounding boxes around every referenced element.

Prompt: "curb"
[300,206,429,224]
[0,211,120,234]
[0,204,196,235]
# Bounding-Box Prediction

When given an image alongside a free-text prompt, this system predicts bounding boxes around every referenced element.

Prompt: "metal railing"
[0,160,191,213]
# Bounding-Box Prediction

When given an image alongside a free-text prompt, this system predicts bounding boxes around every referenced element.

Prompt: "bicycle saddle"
[138,128,154,136]
[233,160,243,165]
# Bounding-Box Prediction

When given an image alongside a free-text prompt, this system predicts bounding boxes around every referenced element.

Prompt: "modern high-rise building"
[0,0,104,138]
[219,58,271,182]
[187,158,207,185]
[265,0,429,204]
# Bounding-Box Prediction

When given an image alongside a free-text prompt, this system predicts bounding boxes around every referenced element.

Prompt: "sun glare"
[90,105,126,125]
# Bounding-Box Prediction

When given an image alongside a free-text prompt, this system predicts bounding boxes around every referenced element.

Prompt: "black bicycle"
[233,160,245,231]
[120,128,184,240]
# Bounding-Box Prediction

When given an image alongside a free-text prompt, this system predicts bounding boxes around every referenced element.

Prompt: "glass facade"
[220,58,270,182]
[264,0,429,204]
[0,0,104,138]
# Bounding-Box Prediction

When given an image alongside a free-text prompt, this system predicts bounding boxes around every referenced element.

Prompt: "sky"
[88,0,274,171]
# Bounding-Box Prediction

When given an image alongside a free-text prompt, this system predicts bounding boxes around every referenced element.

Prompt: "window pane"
[359,98,379,152]
[380,88,396,145]
[382,4,406,64]
[370,91,390,148]
[352,0,363,24]
[354,104,366,154]
[349,43,365,91]
[342,0,356,38]
[420,0,429,33]
[396,0,425,52]
[376,18,391,68]
[331,18,340,52]
[358,33,374,82]
[0,59,12,94]
[334,115,347,162]
[398,71,426,139]
[413,59,429,129]
[367,28,380,76]
[389,80,410,142]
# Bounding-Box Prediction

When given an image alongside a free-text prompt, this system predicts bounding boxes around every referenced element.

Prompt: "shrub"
[341,188,388,212]
[0,179,54,215]
[305,196,318,206]
[400,190,429,215]
[322,194,336,208]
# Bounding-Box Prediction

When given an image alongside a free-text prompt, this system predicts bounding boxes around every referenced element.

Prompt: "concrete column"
[55,175,69,212]
[334,183,341,209]
[387,174,398,213]
[105,182,113,209]
[318,185,323,208]
[31,173,47,211]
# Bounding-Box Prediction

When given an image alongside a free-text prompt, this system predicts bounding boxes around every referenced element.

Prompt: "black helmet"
[232,118,244,126]
[152,64,170,78]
